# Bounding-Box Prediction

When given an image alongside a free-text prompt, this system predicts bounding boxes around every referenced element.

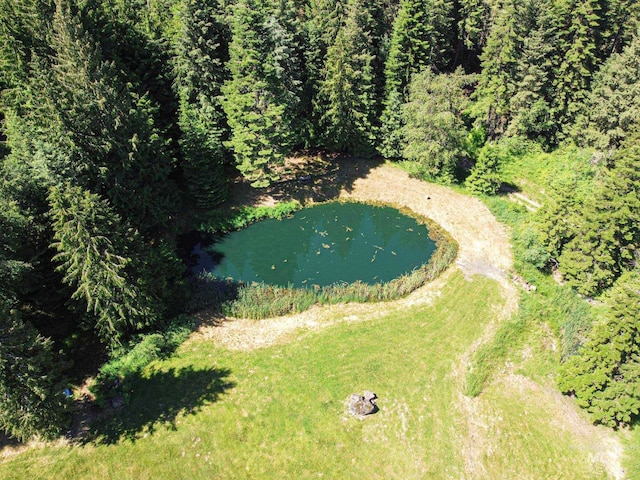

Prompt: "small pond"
[192,202,437,288]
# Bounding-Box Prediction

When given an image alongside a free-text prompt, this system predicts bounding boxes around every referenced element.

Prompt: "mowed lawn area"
[0,272,617,479]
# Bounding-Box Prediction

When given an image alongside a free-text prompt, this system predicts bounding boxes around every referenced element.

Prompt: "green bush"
[91,317,195,406]
[512,222,551,271]
[198,201,302,234]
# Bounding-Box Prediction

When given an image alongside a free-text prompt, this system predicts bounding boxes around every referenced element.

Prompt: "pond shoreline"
[193,202,439,288]
[195,157,517,348]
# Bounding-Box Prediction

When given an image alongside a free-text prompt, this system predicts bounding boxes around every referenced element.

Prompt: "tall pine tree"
[559,270,640,427]
[471,0,524,138]
[549,0,602,134]
[48,0,178,232]
[48,184,157,348]
[401,68,474,182]
[572,33,640,150]
[316,0,378,154]
[173,0,229,208]
[0,301,66,441]
[506,19,555,143]
[380,0,456,157]
[557,128,640,295]
[222,0,304,187]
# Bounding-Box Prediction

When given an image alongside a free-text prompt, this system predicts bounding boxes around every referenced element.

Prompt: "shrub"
[198,201,302,234]
[91,317,194,406]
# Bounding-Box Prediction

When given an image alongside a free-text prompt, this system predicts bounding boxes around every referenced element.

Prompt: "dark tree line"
[0,0,638,439]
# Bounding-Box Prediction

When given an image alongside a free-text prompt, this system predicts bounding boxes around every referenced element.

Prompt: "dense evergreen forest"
[0,0,639,441]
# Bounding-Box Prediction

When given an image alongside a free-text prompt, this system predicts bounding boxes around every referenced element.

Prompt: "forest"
[0,0,639,444]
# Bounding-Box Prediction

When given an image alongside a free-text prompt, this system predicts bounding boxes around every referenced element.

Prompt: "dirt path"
[197,159,518,349]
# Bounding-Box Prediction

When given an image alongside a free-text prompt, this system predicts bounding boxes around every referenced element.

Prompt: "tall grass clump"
[463,309,527,397]
[223,284,317,319]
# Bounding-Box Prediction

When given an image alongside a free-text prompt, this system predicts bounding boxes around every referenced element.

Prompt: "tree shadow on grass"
[87,366,235,445]
[497,181,521,195]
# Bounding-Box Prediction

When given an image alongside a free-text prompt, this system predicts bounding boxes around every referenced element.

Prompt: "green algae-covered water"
[193,202,436,288]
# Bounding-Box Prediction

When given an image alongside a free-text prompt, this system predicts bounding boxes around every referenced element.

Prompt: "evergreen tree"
[559,270,640,427]
[471,0,524,138]
[305,0,347,49]
[465,143,503,194]
[598,0,640,56]
[316,0,378,154]
[222,0,303,187]
[0,301,66,441]
[173,0,229,208]
[48,0,178,232]
[558,130,640,295]
[534,168,591,265]
[0,198,31,304]
[380,0,456,157]
[0,0,53,90]
[572,34,640,150]
[384,0,454,95]
[379,88,406,159]
[89,0,181,150]
[457,0,492,57]
[549,0,601,133]
[506,23,555,143]
[303,0,348,142]
[401,68,474,182]
[48,184,157,347]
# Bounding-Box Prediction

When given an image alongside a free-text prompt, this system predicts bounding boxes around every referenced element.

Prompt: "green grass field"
[0,272,621,479]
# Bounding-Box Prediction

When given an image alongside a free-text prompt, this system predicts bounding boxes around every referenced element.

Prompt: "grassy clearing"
[0,273,615,479]
[478,377,610,480]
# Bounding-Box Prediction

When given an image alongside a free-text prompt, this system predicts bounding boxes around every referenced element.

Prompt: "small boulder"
[348,391,378,417]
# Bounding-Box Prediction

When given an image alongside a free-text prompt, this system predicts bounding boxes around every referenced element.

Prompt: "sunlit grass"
[625,427,640,479]
[0,273,617,479]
